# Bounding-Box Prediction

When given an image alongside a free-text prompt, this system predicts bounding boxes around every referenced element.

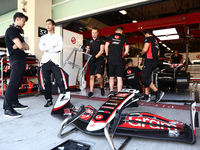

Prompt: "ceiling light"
[153,28,177,36]
[167,47,171,50]
[158,35,179,41]
[159,41,162,43]
[119,10,127,15]
[162,44,167,47]
[132,20,137,23]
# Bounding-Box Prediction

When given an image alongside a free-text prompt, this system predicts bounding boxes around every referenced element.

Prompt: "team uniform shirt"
[86,37,105,61]
[171,54,182,64]
[5,26,26,61]
[143,36,159,61]
[124,67,141,90]
[39,33,63,65]
[106,33,129,62]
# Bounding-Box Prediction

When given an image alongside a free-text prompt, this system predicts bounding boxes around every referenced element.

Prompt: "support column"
[17,0,51,61]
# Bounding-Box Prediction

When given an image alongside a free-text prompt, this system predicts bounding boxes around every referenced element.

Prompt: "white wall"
[62,29,83,86]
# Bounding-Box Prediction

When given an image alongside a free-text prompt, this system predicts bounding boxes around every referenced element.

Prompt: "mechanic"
[124,59,142,93]
[171,50,183,64]
[105,26,129,97]
[4,12,29,118]
[86,27,105,98]
[140,29,164,103]
[39,19,65,107]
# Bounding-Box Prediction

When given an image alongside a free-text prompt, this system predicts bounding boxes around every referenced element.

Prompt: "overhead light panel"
[167,47,171,50]
[158,35,179,41]
[132,20,137,23]
[162,44,167,47]
[153,28,177,36]
[119,10,127,15]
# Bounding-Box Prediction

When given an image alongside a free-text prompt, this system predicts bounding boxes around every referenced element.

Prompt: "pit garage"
[0,0,200,150]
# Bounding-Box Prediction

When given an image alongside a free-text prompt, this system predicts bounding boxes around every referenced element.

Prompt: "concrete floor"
[0,86,200,150]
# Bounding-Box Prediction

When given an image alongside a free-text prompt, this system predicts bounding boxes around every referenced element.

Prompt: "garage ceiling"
[63,0,200,56]
[0,0,17,16]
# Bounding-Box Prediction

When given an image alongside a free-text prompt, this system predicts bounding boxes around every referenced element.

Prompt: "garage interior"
[0,0,200,150]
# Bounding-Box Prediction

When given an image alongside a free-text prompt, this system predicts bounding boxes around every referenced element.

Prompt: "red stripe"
[12,38,19,41]
[39,68,44,90]
[52,100,70,111]
[60,69,68,88]
[147,42,153,59]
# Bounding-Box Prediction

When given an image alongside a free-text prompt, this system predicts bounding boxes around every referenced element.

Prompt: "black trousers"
[140,60,158,87]
[42,61,65,100]
[3,60,26,110]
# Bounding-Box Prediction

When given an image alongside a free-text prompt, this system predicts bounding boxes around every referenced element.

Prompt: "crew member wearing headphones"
[39,19,66,107]
[4,12,29,118]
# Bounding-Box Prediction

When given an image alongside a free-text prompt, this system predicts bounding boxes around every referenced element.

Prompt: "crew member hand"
[139,53,144,58]
[13,44,18,49]
[90,56,97,62]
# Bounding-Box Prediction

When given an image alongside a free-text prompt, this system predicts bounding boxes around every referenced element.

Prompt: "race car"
[51,89,198,150]
[153,58,190,90]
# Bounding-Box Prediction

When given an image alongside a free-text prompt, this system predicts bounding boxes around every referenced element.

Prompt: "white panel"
[62,29,83,86]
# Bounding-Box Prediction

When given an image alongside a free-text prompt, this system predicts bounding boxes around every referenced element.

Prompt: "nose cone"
[86,119,106,131]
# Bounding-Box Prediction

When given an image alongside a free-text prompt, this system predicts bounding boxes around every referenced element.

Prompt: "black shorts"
[108,61,124,77]
[89,59,104,76]
[140,60,158,87]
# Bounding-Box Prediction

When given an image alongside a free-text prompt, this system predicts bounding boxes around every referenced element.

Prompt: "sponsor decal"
[116,93,129,97]
[127,70,132,74]
[106,102,118,106]
[101,106,115,109]
[121,117,182,131]
[71,37,76,44]
[104,111,110,114]
[115,35,119,39]
[96,115,103,120]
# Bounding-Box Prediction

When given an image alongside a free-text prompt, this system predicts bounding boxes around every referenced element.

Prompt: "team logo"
[90,124,95,127]
[96,115,103,120]
[71,37,76,44]
[127,70,132,74]
[115,35,119,39]
[196,54,200,59]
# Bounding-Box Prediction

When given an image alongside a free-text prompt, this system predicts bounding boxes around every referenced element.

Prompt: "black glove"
[90,56,97,62]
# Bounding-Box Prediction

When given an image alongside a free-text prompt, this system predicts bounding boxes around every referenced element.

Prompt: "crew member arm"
[48,36,63,53]
[141,43,149,55]
[124,45,129,56]
[39,36,52,51]
[105,42,110,56]
[13,38,28,51]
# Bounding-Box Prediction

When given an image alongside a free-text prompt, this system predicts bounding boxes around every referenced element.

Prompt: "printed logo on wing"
[115,35,120,39]
[90,123,95,127]
[127,70,132,74]
[116,93,129,97]
[95,114,103,120]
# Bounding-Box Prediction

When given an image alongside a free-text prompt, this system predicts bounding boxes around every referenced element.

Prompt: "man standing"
[86,27,105,98]
[171,50,183,64]
[140,29,164,103]
[39,19,65,107]
[105,26,129,97]
[4,12,29,118]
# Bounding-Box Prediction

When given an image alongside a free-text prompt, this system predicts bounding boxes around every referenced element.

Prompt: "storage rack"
[0,56,39,97]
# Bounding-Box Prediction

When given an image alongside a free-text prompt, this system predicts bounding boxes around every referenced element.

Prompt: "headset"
[10,24,24,34]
